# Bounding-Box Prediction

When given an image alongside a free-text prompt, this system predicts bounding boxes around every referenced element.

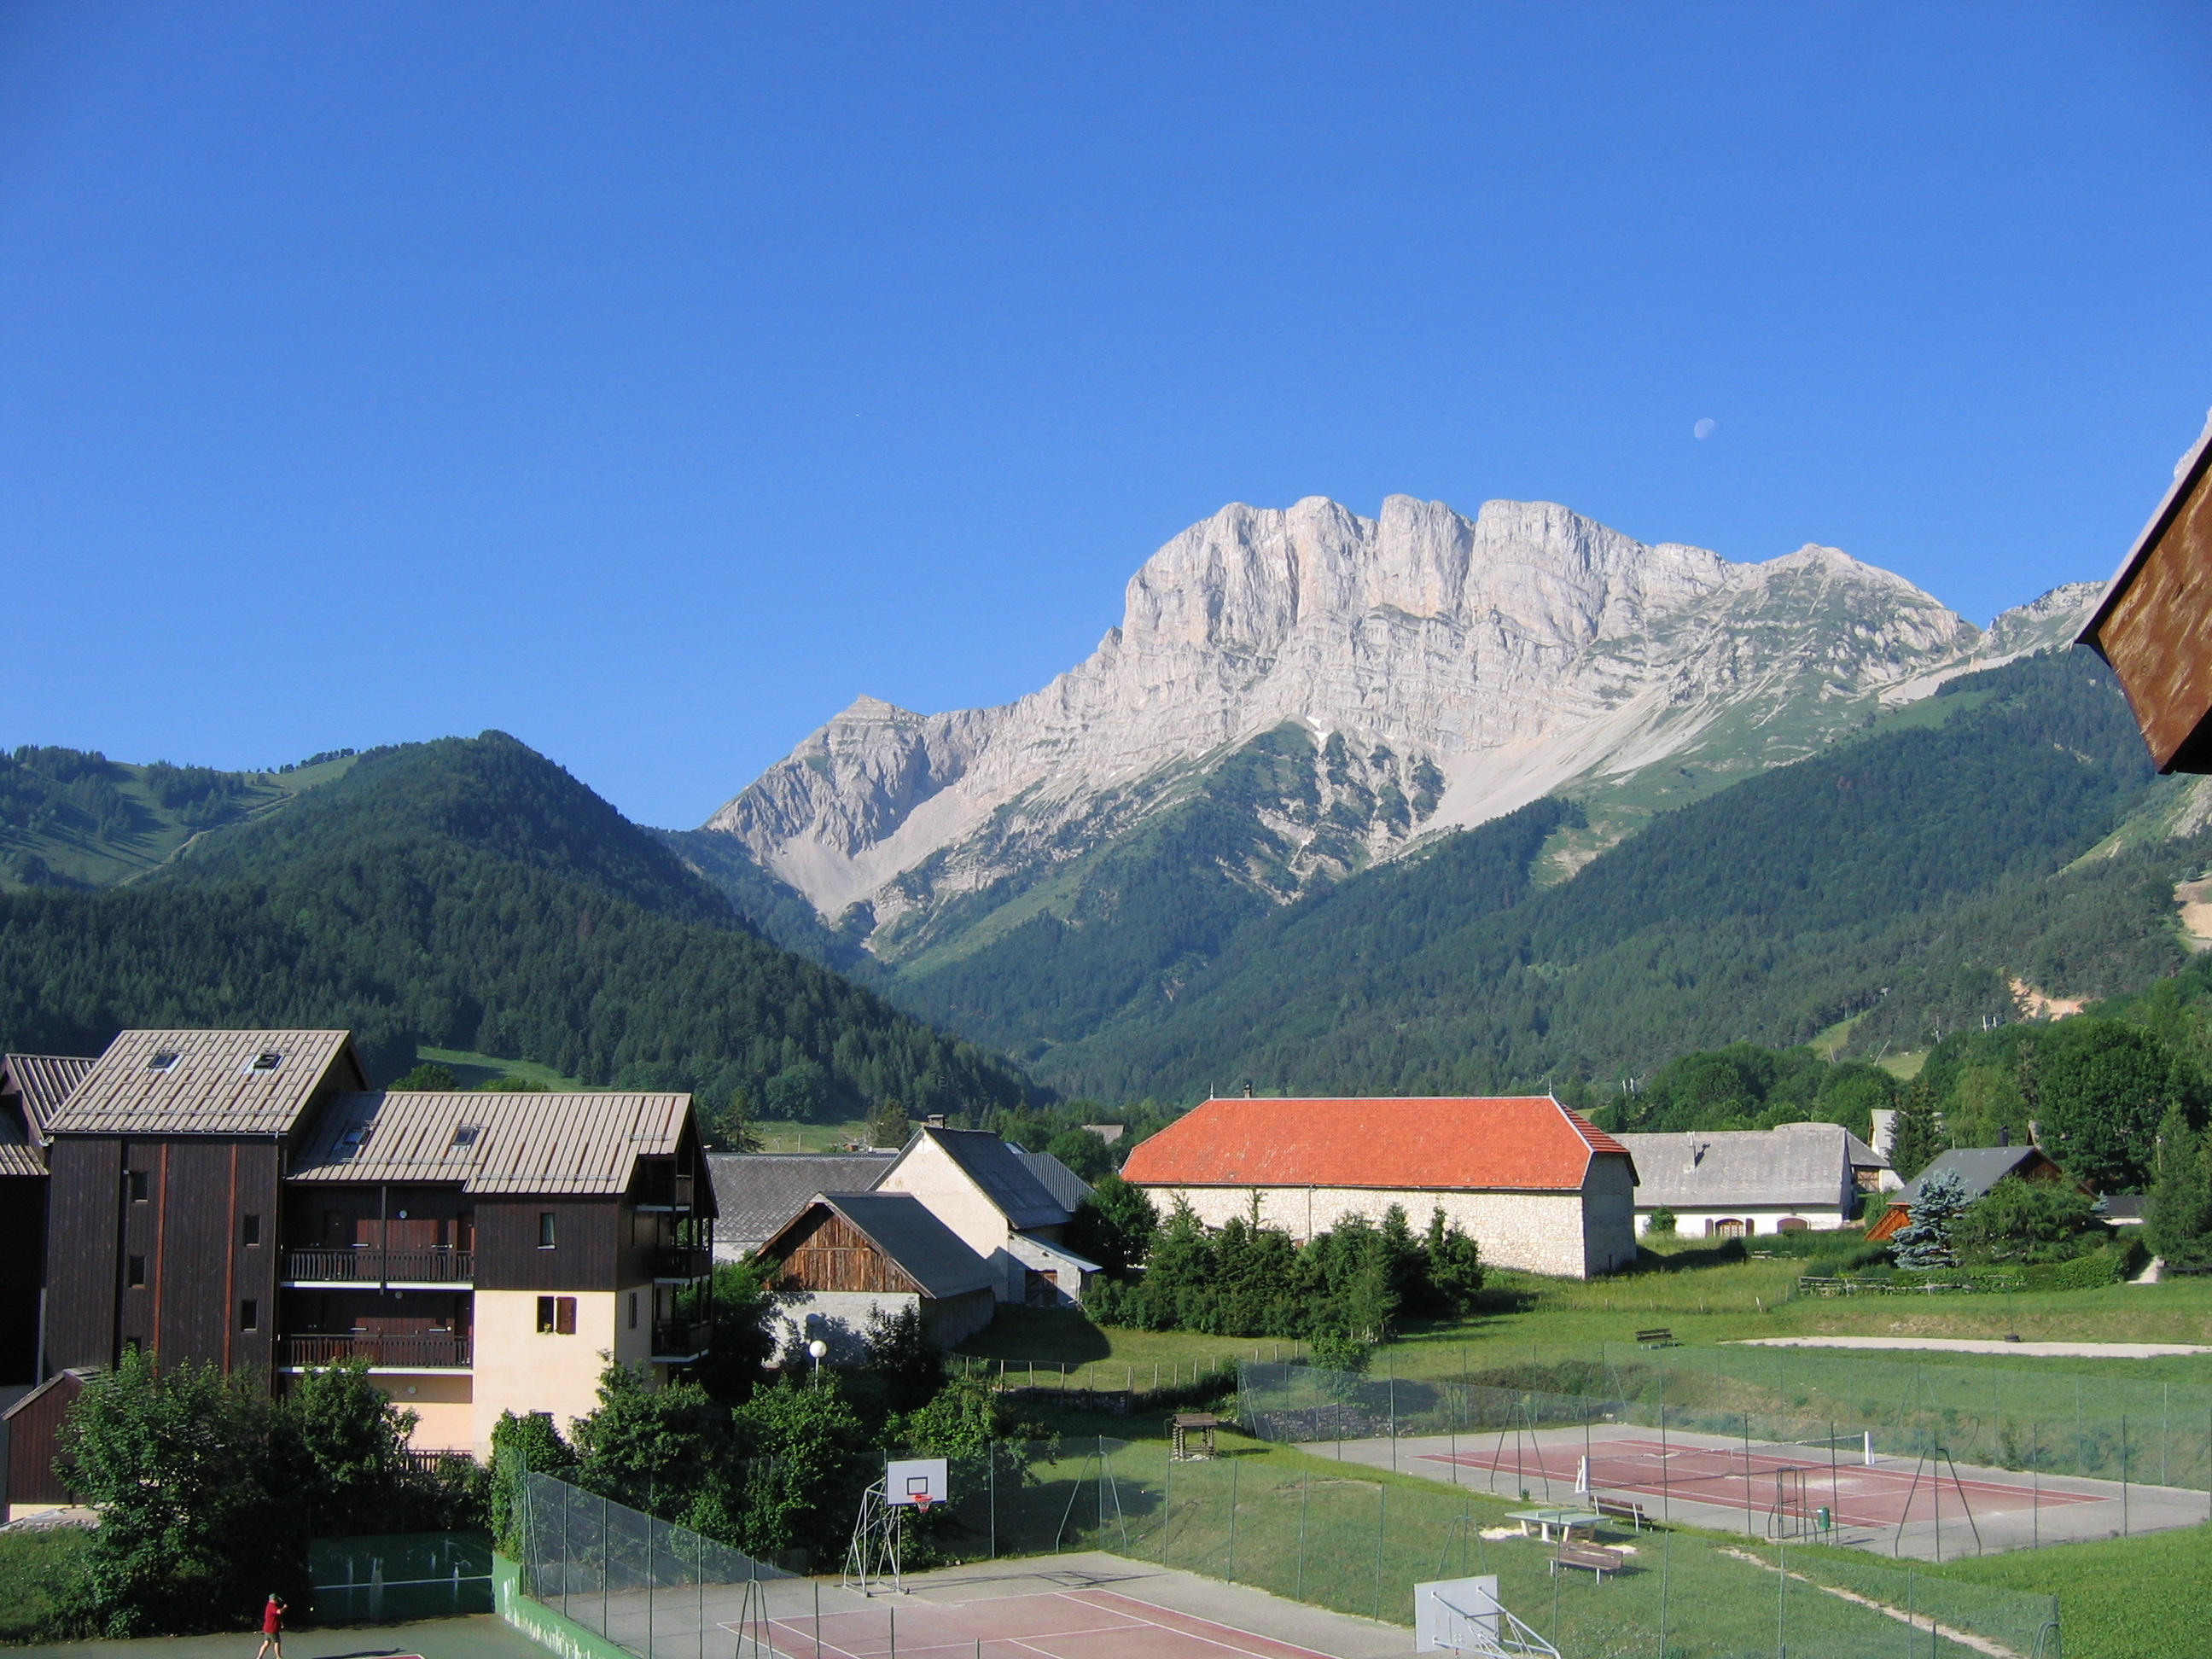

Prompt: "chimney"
[1241,1078,1254,1098]
[2000,1125,2011,1148]
[923,1113,947,1129]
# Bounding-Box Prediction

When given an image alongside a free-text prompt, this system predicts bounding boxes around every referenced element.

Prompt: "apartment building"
[5,1027,713,1518]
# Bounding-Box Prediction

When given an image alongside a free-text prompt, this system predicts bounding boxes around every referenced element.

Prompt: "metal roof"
[1016,1150,1095,1214]
[911,1126,1069,1228]
[2080,412,2212,647]
[1614,1123,1887,1210]
[0,1054,96,1177]
[44,1029,358,1138]
[707,1152,894,1243]
[760,1191,996,1300]
[1893,1146,2073,1207]
[289,1090,694,1196]
[1121,1097,1630,1193]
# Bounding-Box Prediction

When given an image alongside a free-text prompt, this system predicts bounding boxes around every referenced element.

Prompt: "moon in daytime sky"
[1693,418,1717,439]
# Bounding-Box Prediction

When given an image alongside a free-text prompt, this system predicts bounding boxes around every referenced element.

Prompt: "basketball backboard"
[884,1457,948,1507]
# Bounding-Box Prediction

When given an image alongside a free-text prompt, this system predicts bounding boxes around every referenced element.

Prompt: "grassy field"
[0,1528,85,1644]
[1913,1521,2212,1659]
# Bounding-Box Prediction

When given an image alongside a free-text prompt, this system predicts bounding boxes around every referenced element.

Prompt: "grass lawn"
[1912,1522,2212,1659]
[0,1528,86,1644]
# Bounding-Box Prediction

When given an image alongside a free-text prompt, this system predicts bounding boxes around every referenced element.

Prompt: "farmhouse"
[1614,1121,1895,1237]
[1121,1095,1639,1279]
[873,1124,1099,1304]
[706,1151,896,1261]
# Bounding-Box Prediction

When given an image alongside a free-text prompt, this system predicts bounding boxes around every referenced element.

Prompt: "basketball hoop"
[911,1495,933,1516]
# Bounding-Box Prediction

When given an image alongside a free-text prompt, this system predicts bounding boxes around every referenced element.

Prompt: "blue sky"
[5,4,2209,827]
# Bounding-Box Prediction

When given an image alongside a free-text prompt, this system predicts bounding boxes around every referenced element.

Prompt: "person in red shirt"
[254,1594,286,1659]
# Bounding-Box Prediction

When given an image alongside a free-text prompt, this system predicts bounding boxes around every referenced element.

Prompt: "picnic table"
[1505,1507,1604,1542]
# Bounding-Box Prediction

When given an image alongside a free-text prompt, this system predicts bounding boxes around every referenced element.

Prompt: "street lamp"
[807,1338,828,1383]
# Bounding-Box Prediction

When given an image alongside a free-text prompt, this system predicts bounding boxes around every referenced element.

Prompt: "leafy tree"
[2032,1017,2189,1192]
[490,1409,577,1557]
[1890,1170,1970,1271]
[686,1259,777,1405]
[862,1305,943,1417]
[1889,1078,1946,1182]
[570,1363,733,1522]
[2146,1108,2212,1272]
[55,1351,293,1636]
[726,1376,871,1563]
[1044,1126,1115,1181]
[865,1097,911,1150]
[273,1359,471,1538]
[1064,1174,1157,1278]
[765,1060,832,1122]
[389,1061,457,1089]
[1950,1176,2099,1264]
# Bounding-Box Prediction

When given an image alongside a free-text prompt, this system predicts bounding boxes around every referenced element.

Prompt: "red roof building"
[1122,1095,1639,1279]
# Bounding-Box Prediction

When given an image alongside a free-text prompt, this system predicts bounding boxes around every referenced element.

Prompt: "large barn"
[1121,1095,1639,1279]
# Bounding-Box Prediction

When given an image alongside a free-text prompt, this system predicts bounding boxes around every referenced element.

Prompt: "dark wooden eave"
[2078,416,2212,772]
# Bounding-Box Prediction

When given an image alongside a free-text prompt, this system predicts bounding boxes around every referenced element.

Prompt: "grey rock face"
[703,496,2097,941]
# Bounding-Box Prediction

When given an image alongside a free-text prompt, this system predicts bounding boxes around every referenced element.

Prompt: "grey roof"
[1614,1122,1888,1210]
[0,1055,96,1177]
[912,1126,1068,1229]
[44,1029,360,1138]
[289,1090,696,1196]
[761,1191,995,1300]
[1895,1146,2069,1206]
[707,1152,894,1243]
[1017,1150,1095,1214]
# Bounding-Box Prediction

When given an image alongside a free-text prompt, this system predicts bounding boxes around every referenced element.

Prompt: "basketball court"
[1309,1423,2212,1557]
[734,1555,1412,1659]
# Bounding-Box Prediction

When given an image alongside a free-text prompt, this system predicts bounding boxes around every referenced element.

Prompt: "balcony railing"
[281,1248,475,1284]
[634,1172,696,1212]
[649,1245,713,1281]
[278,1333,473,1369]
[650,1320,708,1361]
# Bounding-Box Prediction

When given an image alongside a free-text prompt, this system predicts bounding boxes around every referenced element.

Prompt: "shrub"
[1952,1176,2100,1263]
[1645,1207,1678,1236]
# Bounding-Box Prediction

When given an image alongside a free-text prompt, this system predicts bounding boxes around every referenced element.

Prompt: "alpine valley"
[11,492,2212,1115]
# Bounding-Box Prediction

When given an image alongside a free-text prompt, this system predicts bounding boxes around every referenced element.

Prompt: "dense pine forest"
[0,735,1038,1134]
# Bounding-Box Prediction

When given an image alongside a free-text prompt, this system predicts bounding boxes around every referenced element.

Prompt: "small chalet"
[755,1191,997,1357]
[1121,1095,1639,1278]
[1614,1122,1895,1237]
[1863,1145,2084,1243]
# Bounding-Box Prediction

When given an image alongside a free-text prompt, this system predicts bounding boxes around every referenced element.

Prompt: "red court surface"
[750,1586,1338,1659]
[1425,1436,2105,1529]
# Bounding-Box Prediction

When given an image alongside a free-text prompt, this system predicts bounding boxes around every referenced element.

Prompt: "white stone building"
[874,1125,1101,1305]
[1613,1122,1895,1237]
[1120,1095,1639,1279]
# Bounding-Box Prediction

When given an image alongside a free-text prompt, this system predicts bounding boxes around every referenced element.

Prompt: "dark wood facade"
[0,1178,43,1385]
[2,1371,87,1507]
[769,1208,925,1295]
[2081,427,2212,771]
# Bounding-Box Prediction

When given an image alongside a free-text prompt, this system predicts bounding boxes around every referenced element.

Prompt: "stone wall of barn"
[1133,1181,1621,1278]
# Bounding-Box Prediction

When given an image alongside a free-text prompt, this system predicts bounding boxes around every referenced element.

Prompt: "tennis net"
[1574,1430,1872,1494]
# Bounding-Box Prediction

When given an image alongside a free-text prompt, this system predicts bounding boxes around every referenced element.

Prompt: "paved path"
[1728,1337,2212,1358]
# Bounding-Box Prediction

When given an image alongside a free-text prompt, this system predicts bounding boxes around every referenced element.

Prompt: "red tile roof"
[1121,1096,1632,1193]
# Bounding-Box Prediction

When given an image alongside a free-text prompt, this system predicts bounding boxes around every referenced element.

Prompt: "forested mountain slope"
[0,745,358,890]
[0,734,1037,1132]
[1031,651,2197,1100]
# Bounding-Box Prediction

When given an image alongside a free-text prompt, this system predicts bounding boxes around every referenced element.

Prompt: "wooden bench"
[1633,1327,1678,1348]
[1548,1543,1627,1581]
[1593,1497,1650,1531]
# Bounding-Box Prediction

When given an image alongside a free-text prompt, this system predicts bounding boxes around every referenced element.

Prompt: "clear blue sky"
[5,4,2209,827]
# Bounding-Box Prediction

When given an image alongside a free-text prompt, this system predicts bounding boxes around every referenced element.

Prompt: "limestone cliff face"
[703,495,2098,943]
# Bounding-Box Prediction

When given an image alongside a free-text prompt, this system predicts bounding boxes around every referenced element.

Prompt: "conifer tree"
[1890,1170,1969,1270]
[1889,1077,1946,1182]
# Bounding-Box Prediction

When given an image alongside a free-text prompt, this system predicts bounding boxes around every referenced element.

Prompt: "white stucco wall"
[375,1373,474,1452]
[469,1288,619,1454]
[1641,1206,1855,1237]
[768,1287,995,1363]
[876,1137,1023,1300]
[1135,1183,1618,1279]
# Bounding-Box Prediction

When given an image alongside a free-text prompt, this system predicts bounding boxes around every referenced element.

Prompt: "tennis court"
[1424,1430,2103,1531]
[753,1584,1356,1659]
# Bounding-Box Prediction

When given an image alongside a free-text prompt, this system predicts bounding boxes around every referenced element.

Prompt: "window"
[537,1295,577,1335]
[538,1212,557,1249]
[628,1291,638,1330]
[147,1051,180,1073]
[451,1124,480,1149]
[239,1299,259,1331]
[240,1214,260,1247]
[127,1171,148,1202]
[245,1051,283,1074]
[126,1255,146,1289]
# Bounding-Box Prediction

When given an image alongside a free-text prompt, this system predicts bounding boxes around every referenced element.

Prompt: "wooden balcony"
[650,1245,713,1282]
[650,1320,708,1362]
[277,1332,473,1370]
[281,1248,474,1285]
